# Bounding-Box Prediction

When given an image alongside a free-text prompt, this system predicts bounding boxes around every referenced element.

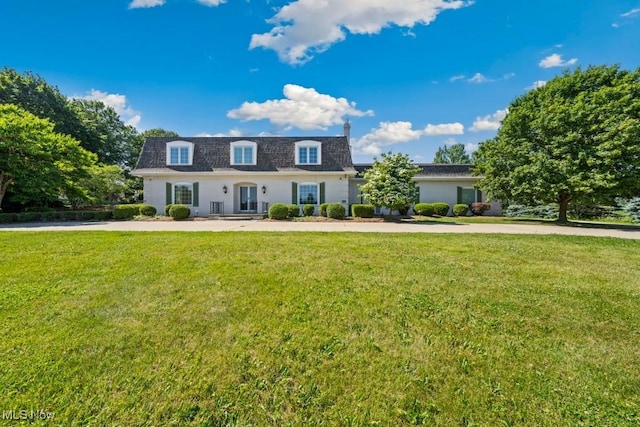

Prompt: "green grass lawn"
[1,232,639,426]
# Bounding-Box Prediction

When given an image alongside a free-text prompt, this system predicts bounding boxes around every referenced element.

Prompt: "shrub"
[287,204,300,218]
[505,204,558,219]
[169,204,190,220]
[352,204,374,218]
[17,212,41,222]
[24,206,55,213]
[113,204,139,220]
[621,198,640,223]
[139,204,157,216]
[413,203,435,216]
[470,202,491,216]
[0,213,16,223]
[302,204,315,216]
[164,204,174,216]
[453,204,469,216]
[93,211,113,221]
[268,203,289,220]
[569,204,615,220]
[398,205,410,215]
[432,202,450,216]
[326,203,346,219]
[319,203,329,217]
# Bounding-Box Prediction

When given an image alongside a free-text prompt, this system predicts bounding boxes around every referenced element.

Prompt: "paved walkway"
[1,219,639,239]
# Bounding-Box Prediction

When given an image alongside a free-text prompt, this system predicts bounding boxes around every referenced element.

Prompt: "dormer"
[166,140,194,166]
[230,140,257,165]
[295,140,322,165]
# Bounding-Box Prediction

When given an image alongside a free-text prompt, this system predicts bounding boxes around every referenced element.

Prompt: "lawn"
[1,232,639,426]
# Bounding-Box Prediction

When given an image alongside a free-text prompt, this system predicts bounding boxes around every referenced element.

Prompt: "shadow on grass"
[555,220,640,231]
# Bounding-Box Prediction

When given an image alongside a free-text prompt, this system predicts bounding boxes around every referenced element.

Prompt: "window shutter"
[457,186,462,204]
[414,185,420,203]
[476,189,482,202]
[292,182,298,204]
[319,182,325,204]
[166,182,172,205]
[193,182,199,207]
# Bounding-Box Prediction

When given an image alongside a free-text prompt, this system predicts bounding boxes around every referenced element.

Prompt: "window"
[299,184,318,205]
[458,187,478,205]
[230,141,257,165]
[166,141,193,165]
[174,183,193,205]
[295,141,321,165]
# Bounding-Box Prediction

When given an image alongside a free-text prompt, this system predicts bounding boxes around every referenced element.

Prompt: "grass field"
[1,232,639,426]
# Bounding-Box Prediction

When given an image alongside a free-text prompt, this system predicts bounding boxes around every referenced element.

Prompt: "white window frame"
[173,182,193,205]
[298,182,319,205]
[295,140,321,165]
[230,141,257,165]
[166,141,194,166]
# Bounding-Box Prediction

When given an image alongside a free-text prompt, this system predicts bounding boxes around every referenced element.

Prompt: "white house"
[132,124,500,216]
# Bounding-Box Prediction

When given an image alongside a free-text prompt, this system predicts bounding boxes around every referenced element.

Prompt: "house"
[132,123,500,216]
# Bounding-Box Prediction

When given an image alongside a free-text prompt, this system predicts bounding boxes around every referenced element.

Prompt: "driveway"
[1,219,639,239]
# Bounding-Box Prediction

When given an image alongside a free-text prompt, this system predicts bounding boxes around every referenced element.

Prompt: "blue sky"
[1,0,639,163]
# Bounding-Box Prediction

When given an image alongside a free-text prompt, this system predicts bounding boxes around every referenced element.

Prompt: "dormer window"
[166,141,194,166]
[295,140,321,165]
[230,141,257,165]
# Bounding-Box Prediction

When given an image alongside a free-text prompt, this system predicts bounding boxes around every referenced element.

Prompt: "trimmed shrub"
[453,204,469,216]
[319,203,329,217]
[505,204,558,219]
[470,202,491,216]
[287,204,300,218]
[413,203,435,216]
[302,204,315,216]
[113,204,139,220]
[93,211,113,221]
[269,203,289,220]
[326,203,346,219]
[169,204,190,220]
[164,204,174,216]
[352,204,374,218]
[17,212,41,222]
[24,206,55,213]
[139,204,157,216]
[432,202,450,216]
[0,213,17,223]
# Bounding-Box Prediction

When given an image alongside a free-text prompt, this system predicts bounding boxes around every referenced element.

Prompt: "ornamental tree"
[474,65,640,223]
[358,152,421,214]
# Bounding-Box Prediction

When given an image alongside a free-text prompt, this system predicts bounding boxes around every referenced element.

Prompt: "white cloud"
[197,129,243,137]
[468,73,489,83]
[351,121,423,155]
[539,53,577,68]
[227,84,373,130]
[449,74,466,82]
[129,0,165,9]
[250,0,474,65]
[76,89,142,128]
[197,0,226,5]
[424,122,464,135]
[469,109,507,132]
[621,8,640,17]
[528,80,547,90]
[465,142,479,153]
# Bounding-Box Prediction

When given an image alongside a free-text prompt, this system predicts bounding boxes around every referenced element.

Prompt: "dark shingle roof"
[354,163,475,177]
[134,136,355,173]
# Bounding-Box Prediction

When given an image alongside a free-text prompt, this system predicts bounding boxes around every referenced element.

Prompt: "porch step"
[208,214,264,220]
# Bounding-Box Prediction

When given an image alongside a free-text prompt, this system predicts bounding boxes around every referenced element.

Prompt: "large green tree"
[475,65,640,223]
[358,152,421,214]
[433,143,471,164]
[0,104,96,209]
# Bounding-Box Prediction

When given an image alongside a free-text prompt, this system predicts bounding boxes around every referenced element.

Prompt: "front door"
[240,186,258,212]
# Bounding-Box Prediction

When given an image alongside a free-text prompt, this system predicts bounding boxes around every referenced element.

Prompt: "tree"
[358,152,421,214]
[0,104,97,210]
[433,143,471,164]
[475,65,640,223]
[84,164,129,206]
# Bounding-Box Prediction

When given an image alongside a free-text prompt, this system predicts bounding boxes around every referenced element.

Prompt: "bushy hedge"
[505,204,558,219]
[0,210,113,223]
[432,202,450,216]
[453,204,469,216]
[287,204,300,218]
[139,204,157,216]
[319,203,329,217]
[302,204,315,216]
[169,204,190,220]
[470,202,491,216]
[164,204,174,216]
[113,205,140,220]
[351,204,374,218]
[413,203,435,216]
[326,203,346,219]
[268,203,289,220]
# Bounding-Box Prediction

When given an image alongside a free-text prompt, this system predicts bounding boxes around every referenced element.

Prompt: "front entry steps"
[208,214,265,220]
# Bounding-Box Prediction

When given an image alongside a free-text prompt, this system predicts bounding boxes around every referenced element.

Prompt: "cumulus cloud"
[469,109,507,132]
[227,84,373,130]
[76,89,142,128]
[197,129,243,137]
[528,80,547,90]
[468,73,489,83]
[250,0,474,65]
[129,0,165,8]
[351,121,424,155]
[539,53,577,68]
[424,122,464,135]
[465,142,479,153]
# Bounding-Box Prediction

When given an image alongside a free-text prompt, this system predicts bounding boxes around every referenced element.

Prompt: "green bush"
[113,204,139,220]
[169,204,190,220]
[164,204,174,216]
[352,204,374,218]
[413,203,435,216]
[17,212,41,222]
[453,204,469,216]
[302,204,315,216]
[24,206,55,213]
[93,211,113,221]
[287,204,300,218]
[470,202,491,216]
[269,203,289,220]
[326,203,346,219]
[432,202,450,216]
[0,213,16,223]
[621,198,640,223]
[319,203,329,217]
[505,204,558,219]
[139,204,157,216]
